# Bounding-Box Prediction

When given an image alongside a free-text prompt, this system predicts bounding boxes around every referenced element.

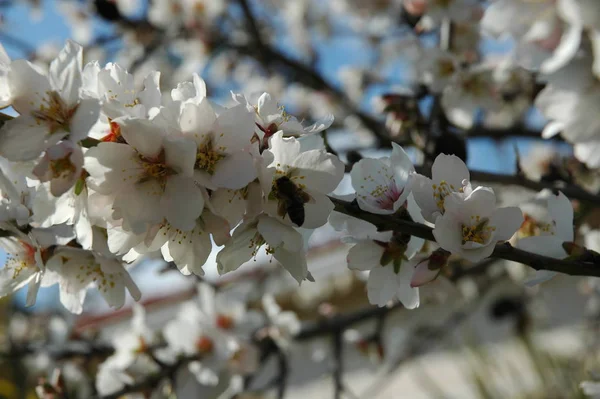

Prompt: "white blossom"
[516,191,574,285]
[433,186,523,262]
[261,131,344,229]
[0,41,99,161]
[351,143,414,215]
[410,153,471,223]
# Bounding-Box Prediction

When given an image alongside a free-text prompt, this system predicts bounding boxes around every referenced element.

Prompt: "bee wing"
[277,200,288,218]
[300,191,315,204]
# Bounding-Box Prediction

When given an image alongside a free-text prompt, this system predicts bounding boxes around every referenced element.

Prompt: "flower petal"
[367,266,397,307]
[0,116,53,161]
[211,151,257,189]
[347,240,384,271]
[161,175,205,232]
[490,206,523,241]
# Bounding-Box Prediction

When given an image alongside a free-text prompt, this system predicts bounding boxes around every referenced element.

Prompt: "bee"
[273,176,313,226]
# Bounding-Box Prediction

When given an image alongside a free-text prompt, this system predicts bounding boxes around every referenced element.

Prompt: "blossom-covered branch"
[331,197,600,278]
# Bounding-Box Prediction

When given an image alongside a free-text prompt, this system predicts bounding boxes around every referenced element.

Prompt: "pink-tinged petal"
[351,158,399,215]
[69,98,100,142]
[431,153,470,189]
[118,118,165,158]
[211,151,256,189]
[163,136,196,176]
[516,235,568,259]
[547,191,574,241]
[397,261,419,309]
[290,149,345,193]
[432,214,462,254]
[524,270,557,286]
[161,175,205,232]
[49,40,83,106]
[8,60,52,114]
[214,104,255,153]
[367,266,397,307]
[490,206,523,241]
[179,99,216,140]
[0,117,52,161]
[347,240,384,271]
[411,259,437,287]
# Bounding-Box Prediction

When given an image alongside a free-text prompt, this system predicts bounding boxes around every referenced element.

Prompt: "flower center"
[195,336,214,354]
[50,154,76,179]
[31,91,79,135]
[432,180,456,212]
[461,216,495,245]
[134,337,149,354]
[138,150,176,187]
[124,98,141,108]
[377,234,410,273]
[518,214,554,238]
[196,138,226,175]
[101,120,126,143]
[7,241,36,280]
[375,182,403,210]
[216,314,235,330]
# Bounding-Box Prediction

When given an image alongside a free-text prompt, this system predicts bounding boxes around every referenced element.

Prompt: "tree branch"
[469,169,600,206]
[330,197,600,278]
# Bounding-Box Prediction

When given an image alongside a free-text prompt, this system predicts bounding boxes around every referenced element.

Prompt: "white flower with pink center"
[350,143,414,215]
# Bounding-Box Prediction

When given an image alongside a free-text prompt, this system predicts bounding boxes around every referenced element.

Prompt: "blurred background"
[0,0,599,398]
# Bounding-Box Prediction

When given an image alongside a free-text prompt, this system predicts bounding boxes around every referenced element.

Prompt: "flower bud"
[410,249,450,287]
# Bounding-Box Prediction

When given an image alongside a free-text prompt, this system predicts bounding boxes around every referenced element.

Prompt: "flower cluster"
[0,38,586,315]
[0,40,343,313]
[96,283,265,396]
[332,151,524,307]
